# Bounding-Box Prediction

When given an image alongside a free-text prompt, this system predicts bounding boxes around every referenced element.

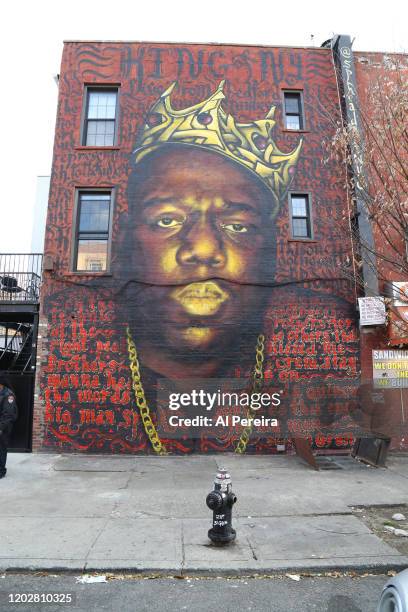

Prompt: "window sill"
[282,129,310,134]
[74,146,120,151]
[62,272,113,277]
[288,238,317,243]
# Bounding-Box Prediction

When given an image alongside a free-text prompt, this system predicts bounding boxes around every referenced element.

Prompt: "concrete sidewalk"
[1,452,407,574]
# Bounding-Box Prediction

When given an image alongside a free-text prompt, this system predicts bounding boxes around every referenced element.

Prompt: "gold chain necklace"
[126,326,265,455]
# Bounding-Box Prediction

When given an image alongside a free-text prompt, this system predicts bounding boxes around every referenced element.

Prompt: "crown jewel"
[134,81,303,216]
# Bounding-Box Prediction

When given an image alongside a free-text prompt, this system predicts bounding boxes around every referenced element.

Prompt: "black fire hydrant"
[206,468,237,544]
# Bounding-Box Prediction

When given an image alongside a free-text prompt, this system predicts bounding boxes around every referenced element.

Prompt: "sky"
[1,0,407,253]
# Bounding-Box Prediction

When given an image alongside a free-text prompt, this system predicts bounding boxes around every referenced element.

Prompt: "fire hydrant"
[206,468,237,544]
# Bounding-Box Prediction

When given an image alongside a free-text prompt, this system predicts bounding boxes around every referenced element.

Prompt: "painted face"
[127,146,276,352]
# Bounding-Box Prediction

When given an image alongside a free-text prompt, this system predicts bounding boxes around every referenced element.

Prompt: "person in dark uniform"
[0,381,18,478]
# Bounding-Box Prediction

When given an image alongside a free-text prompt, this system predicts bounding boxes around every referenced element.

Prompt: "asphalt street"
[0,573,390,612]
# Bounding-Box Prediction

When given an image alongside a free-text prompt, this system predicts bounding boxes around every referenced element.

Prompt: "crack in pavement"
[180,521,186,575]
[247,538,258,561]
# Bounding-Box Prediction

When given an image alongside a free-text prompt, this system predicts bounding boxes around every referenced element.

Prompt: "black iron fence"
[0,254,43,303]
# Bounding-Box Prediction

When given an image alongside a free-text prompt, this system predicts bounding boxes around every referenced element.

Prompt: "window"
[74,192,112,271]
[283,92,304,130]
[290,194,312,239]
[83,88,118,146]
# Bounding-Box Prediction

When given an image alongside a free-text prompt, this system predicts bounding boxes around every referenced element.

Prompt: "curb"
[2,561,408,577]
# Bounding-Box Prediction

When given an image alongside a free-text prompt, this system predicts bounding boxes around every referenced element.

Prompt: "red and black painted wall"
[32,41,370,454]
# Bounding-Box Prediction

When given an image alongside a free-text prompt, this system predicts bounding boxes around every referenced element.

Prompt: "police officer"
[0,381,18,479]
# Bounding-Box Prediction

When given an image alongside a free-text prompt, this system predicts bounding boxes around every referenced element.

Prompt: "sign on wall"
[387,282,408,345]
[390,281,408,306]
[373,349,408,388]
[358,297,386,326]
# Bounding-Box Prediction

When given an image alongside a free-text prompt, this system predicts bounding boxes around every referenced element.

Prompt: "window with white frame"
[290,194,312,239]
[74,192,112,271]
[283,92,304,130]
[83,88,118,146]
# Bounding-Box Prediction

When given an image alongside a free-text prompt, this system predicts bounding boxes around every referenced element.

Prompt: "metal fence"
[0,254,43,303]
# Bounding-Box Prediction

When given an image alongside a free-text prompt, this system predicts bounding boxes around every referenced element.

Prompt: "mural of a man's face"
[126,145,276,356]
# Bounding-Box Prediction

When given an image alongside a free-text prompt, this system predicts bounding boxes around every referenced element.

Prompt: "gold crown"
[134,81,303,215]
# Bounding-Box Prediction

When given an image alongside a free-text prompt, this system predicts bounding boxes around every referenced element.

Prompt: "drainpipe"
[330,34,379,297]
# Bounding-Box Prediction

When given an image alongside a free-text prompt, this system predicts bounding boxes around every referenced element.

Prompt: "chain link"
[126,327,265,456]
[126,326,168,455]
[234,334,265,454]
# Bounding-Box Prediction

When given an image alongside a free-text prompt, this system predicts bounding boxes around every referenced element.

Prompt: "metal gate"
[0,253,42,451]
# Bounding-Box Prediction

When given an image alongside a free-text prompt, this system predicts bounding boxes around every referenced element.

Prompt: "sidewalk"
[1,452,408,574]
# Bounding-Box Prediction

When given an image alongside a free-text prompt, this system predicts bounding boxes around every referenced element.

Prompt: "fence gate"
[0,254,42,451]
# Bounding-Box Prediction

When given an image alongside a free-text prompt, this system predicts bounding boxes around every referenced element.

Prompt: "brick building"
[348,49,408,455]
[29,36,407,455]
